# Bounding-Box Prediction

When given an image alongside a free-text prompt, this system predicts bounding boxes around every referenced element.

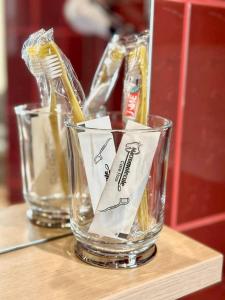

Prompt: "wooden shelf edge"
[106,255,223,300]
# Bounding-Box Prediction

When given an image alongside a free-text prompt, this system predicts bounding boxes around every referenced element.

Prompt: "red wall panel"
[178,4,225,224]
[151,1,184,223]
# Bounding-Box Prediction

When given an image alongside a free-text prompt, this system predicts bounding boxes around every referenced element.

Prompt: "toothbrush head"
[38,42,64,80]
[43,54,63,80]
[27,46,43,77]
[37,40,85,123]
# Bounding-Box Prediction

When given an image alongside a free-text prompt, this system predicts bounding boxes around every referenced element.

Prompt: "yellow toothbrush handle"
[136,45,148,125]
[136,44,150,231]
[49,85,69,194]
[61,74,85,123]
[49,42,85,123]
[39,41,85,124]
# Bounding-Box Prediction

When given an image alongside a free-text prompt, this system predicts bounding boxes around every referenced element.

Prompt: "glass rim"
[14,103,68,115]
[65,113,172,133]
[14,104,172,132]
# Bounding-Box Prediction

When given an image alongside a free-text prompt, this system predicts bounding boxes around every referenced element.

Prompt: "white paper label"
[89,120,160,239]
[31,108,63,196]
[77,116,116,212]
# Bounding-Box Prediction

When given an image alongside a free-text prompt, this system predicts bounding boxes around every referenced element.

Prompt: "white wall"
[0,0,7,94]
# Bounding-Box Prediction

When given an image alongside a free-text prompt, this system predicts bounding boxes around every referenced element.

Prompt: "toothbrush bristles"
[27,47,43,77]
[30,59,43,77]
[43,54,63,79]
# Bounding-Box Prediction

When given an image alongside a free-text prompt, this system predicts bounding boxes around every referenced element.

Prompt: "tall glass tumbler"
[66,113,172,268]
[15,103,70,227]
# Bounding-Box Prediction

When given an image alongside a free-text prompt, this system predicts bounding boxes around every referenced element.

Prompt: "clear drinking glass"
[66,112,172,268]
[15,103,70,228]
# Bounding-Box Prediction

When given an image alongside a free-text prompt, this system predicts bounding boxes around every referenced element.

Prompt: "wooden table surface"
[0,204,223,300]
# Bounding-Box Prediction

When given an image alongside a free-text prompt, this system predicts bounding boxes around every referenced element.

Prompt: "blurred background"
[0,0,225,298]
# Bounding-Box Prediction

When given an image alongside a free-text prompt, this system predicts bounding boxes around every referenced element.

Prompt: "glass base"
[75,241,157,269]
[27,208,70,228]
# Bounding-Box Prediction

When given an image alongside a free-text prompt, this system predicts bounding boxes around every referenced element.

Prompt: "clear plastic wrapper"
[21,28,86,201]
[122,31,149,124]
[83,34,126,115]
[22,28,85,117]
[122,31,150,231]
[22,29,50,107]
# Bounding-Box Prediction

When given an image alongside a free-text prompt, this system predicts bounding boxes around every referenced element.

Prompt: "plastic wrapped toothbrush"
[122,31,149,123]
[137,0,156,230]
[83,34,126,115]
[21,29,86,196]
[22,29,50,107]
[36,29,85,122]
[121,30,153,231]
[22,28,85,116]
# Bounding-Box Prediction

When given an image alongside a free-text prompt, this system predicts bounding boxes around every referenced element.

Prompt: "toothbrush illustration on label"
[99,198,130,212]
[94,138,112,164]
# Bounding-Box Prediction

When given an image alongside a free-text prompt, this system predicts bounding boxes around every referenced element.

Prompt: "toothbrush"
[137,0,156,231]
[38,41,85,123]
[122,34,150,231]
[38,40,86,198]
[135,42,150,232]
[27,44,69,195]
[83,35,125,115]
